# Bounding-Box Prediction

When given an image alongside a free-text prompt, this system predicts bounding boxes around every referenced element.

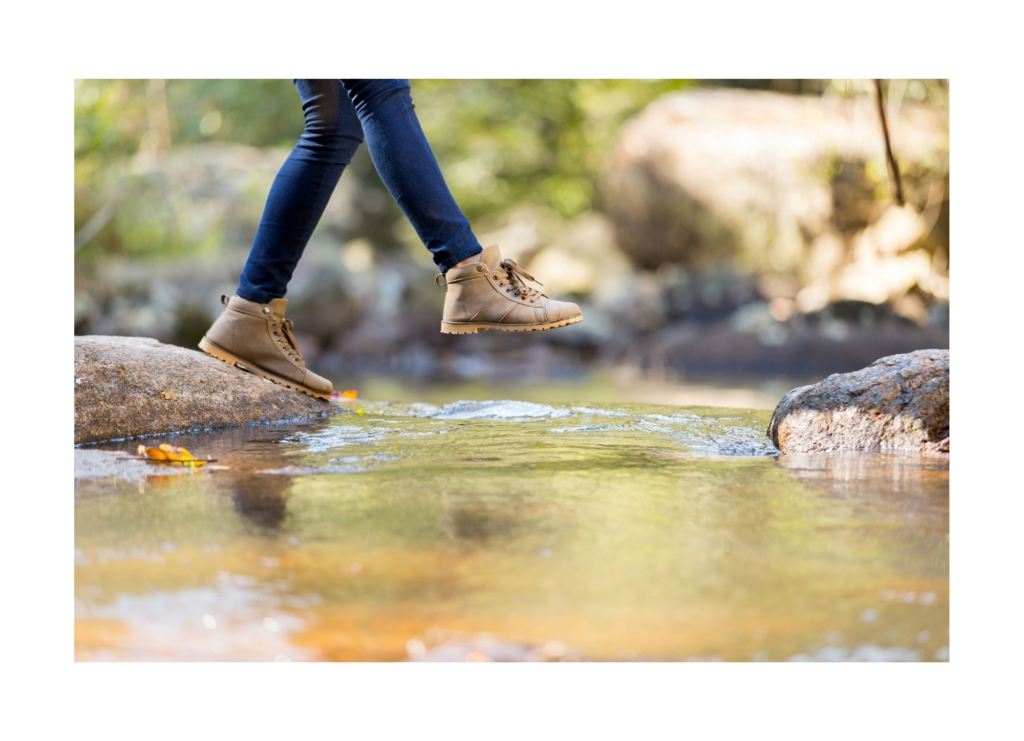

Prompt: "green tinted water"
[75,399,949,661]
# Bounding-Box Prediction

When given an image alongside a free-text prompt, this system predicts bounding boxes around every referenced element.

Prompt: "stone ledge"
[768,349,949,456]
[75,336,341,444]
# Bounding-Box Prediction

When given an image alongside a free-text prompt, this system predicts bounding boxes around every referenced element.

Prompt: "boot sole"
[198,337,332,401]
[440,314,583,335]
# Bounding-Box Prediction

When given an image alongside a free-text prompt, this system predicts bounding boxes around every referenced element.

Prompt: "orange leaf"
[139,443,167,460]
[138,443,205,467]
[341,389,358,399]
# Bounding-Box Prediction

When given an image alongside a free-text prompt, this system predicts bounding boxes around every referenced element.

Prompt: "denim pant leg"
[341,79,483,272]
[237,80,364,303]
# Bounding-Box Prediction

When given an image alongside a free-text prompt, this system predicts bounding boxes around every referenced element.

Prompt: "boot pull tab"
[434,274,447,289]
[220,294,230,306]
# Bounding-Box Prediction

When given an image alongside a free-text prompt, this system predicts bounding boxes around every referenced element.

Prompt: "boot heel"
[440,322,483,334]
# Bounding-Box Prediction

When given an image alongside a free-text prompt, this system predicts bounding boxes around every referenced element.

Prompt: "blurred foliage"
[75,79,303,154]
[74,79,948,265]
[412,79,694,220]
[75,80,305,263]
[75,79,697,261]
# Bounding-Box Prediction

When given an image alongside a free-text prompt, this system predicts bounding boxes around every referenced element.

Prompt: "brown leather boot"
[439,245,583,334]
[199,295,333,400]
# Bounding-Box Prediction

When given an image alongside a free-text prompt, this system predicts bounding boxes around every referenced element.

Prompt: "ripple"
[548,413,776,457]
[282,425,390,452]
[258,453,401,476]
[417,400,573,420]
[549,424,633,433]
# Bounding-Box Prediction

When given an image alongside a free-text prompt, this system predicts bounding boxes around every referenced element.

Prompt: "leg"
[237,80,364,303]
[340,79,482,272]
[200,80,362,398]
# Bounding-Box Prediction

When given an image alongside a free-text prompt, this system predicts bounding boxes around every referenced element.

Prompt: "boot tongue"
[480,244,503,271]
[268,298,289,317]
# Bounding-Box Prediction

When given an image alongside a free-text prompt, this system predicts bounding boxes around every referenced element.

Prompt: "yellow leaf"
[138,443,206,467]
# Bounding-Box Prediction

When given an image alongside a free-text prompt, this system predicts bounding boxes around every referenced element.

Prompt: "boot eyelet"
[476,265,485,272]
[262,306,271,314]
[492,276,497,281]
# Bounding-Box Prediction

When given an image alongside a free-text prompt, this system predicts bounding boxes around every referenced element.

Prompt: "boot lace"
[272,316,305,366]
[497,258,544,301]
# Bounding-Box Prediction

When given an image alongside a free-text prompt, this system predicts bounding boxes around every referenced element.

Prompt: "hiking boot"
[438,245,583,334]
[198,295,333,400]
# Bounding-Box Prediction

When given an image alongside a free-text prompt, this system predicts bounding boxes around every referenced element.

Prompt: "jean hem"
[236,286,283,305]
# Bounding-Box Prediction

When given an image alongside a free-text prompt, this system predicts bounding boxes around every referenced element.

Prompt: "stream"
[75,397,949,661]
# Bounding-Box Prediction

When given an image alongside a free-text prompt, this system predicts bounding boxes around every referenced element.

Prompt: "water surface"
[75,399,949,661]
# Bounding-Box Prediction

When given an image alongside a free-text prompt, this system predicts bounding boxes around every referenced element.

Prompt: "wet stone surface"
[75,336,341,445]
[768,350,949,456]
[75,399,949,662]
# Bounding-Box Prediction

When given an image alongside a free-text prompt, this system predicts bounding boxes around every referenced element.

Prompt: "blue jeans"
[237,79,483,304]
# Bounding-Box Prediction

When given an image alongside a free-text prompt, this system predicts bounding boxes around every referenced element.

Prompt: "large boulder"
[75,336,339,444]
[767,349,949,455]
[603,88,949,315]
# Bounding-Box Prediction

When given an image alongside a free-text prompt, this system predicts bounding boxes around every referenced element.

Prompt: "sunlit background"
[74,79,949,408]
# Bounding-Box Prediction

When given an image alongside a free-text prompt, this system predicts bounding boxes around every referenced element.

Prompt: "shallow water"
[75,399,949,661]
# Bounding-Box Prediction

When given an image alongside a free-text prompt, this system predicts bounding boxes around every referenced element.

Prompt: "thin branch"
[873,79,905,206]
[74,202,115,253]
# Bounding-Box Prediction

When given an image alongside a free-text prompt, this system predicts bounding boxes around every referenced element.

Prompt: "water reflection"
[777,451,950,500]
[230,472,293,533]
[438,489,529,543]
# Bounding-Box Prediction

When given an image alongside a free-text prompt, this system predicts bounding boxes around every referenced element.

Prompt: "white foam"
[283,425,389,452]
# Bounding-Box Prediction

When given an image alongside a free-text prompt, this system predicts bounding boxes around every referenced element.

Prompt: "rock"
[75,336,340,444]
[603,89,949,311]
[767,349,948,455]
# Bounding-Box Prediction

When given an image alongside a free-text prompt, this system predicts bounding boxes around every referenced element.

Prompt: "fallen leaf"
[356,409,365,415]
[137,443,207,467]
[138,443,167,460]
[331,389,359,400]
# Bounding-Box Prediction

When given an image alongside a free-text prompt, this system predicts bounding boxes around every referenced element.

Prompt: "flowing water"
[75,397,949,661]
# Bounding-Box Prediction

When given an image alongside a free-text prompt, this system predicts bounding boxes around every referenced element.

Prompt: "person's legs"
[237,80,364,303]
[340,79,482,272]
[207,79,578,382]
